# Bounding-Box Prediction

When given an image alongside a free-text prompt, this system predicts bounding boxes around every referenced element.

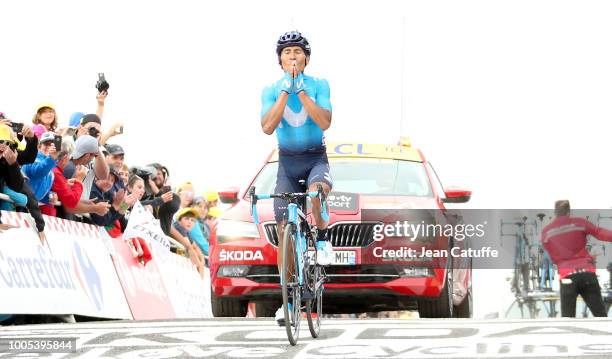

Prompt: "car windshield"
[250,158,432,197]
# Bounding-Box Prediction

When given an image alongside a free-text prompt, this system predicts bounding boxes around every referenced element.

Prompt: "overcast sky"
[2,0,612,210]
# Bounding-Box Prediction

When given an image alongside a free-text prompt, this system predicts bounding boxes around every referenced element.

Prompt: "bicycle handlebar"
[249,186,328,225]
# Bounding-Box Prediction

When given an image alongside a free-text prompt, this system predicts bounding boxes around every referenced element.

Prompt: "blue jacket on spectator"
[21,152,56,202]
[189,221,209,256]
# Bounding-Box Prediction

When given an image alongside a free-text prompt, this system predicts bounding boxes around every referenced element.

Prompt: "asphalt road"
[1,317,611,358]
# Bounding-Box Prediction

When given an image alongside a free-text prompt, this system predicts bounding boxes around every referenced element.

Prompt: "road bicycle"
[249,181,328,345]
[501,216,557,318]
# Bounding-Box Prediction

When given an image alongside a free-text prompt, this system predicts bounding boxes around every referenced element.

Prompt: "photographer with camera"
[0,125,23,233]
[0,124,46,241]
[0,114,39,165]
[0,124,25,200]
[137,163,170,199]
[75,114,103,141]
[131,163,191,252]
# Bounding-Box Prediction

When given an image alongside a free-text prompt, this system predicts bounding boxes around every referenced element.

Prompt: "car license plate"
[308,250,356,265]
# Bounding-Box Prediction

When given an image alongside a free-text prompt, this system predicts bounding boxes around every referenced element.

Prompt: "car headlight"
[216,220,260,243]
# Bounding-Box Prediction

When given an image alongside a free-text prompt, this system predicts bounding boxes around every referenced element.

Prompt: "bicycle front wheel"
[281,223,301,346]
[306,264,323,338]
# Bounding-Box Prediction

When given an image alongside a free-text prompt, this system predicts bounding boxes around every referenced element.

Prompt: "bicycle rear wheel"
[281,223,301,346]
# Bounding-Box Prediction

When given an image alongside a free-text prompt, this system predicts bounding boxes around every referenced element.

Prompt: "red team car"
[210,139,472,318]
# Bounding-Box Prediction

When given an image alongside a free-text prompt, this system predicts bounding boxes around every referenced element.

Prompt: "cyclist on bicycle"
[260,30,334,324]
[541,200,612,317]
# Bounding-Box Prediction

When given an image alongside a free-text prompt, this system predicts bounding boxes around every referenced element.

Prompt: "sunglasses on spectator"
[0,140,14,146]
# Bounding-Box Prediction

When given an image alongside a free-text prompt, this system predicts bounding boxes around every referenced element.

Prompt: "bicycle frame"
[287,202,308,287]
[249,187,329,289]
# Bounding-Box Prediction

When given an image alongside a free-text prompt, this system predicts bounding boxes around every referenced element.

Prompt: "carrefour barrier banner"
[0,211,131,319]
[106,234,176,320]
[156,253,213,318]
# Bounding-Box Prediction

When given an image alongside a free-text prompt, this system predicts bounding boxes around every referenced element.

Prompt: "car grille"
[263,222,379,247]
[245,265,400,284]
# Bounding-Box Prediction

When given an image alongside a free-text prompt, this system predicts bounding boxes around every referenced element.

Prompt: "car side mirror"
[442,188,471,203]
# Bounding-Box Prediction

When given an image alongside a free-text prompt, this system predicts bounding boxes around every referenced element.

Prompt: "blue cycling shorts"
[274,151,333,222]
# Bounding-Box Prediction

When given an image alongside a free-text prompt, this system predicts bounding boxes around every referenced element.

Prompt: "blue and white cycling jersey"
[261,74,332,154]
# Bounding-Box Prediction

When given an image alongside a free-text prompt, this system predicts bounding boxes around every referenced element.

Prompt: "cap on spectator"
[204,190,219,202]
[36,102,55,112]
[104,143,125,156]
[69,112,84,128]
[80,114,101,125]
[71,135,99,159]
[40,132,55,144]
[207,206,221,218]
[177,207,199,220]
[0,124,25,151]
[0,124,14,143]
[0,111,6,119]
[177,182,194,192]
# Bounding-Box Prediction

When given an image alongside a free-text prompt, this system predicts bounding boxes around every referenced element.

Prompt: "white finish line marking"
[384,329,453,337]
[245,330,296,339]
[0,319,611,358]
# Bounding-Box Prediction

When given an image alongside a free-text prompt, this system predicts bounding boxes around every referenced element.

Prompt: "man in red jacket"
[541,200,612,317]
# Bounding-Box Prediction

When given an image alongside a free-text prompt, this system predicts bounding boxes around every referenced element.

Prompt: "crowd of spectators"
[0,89,220,275]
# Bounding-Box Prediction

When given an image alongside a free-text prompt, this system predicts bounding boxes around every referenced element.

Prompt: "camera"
[88,127,100,137]
[96,73,110,93]
[131,165,156,181]
[10,122,24,134]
